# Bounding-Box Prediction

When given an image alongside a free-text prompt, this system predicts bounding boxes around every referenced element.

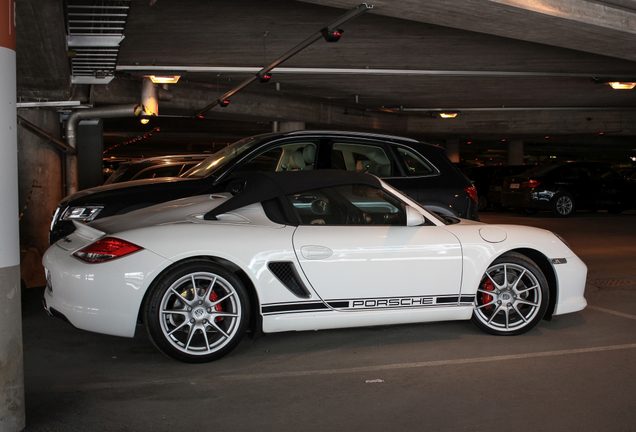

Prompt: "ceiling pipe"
[141,77,159,118]
[194,3,373,117]
[65,104,141,195]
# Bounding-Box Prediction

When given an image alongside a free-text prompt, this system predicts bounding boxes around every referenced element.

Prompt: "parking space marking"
[587,305,636,320]
[221,343,636,381]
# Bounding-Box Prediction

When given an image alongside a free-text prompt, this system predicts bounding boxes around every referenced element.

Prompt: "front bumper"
[501,189,554,210]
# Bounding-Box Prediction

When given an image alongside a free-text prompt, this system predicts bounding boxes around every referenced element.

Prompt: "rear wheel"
[551,192,575,217]
[144,260,250,363]
[472,253,549,335]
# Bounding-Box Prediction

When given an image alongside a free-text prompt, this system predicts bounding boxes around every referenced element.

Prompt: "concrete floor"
[20,210,636,432]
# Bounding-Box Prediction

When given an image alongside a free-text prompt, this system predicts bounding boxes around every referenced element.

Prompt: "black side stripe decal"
[262,296,476,315]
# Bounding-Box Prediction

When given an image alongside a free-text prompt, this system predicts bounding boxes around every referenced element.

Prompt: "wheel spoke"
[201,325,211,350]
[184,324,197,350]
[486,305,502,324]
[485,272,502,289]
[170,286,193,306]
[503,265,509,287]
[517,284,538,295]
[503,306,510,330]
[511,303,528,323]
[215,311,239,318]
[209,321,230,339]
[161,309,188,316]
[210,291,235,308]
[516,298,539,307]
[167,319,189,336]
[203,276,218,301]
[511,269,527,290]
[475,301,495,310]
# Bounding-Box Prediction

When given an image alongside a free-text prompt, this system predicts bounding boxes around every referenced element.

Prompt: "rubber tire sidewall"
[144,260,250,363]
[471,253,549,336]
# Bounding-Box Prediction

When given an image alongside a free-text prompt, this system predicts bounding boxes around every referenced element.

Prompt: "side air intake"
[268,262,311,298]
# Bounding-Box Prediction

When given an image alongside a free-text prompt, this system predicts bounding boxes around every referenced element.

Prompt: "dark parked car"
[500,161,635,217]
[462,165,527,211]
[50,130,479,243]
[104,154,209,184]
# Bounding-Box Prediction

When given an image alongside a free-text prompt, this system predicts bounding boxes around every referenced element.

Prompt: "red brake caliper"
[482,279,494,310]
[209,290,223,322]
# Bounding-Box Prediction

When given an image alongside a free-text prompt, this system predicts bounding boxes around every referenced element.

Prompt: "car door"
[288,183,463,310]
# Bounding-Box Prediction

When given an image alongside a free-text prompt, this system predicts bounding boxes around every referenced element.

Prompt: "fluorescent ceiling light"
[149,75,180,84]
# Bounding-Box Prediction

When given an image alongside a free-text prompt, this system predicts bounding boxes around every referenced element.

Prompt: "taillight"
[521,179,541,188]
[73,237,143,263]
[465,185,479,203]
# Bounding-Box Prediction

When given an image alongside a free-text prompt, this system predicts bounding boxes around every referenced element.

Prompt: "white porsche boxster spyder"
[43,170,587,363]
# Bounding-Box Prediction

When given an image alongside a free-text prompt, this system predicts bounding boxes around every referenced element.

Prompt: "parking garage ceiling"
[15,0,636,161]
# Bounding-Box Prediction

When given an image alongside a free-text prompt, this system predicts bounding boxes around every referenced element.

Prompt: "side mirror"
[406,205,425,226]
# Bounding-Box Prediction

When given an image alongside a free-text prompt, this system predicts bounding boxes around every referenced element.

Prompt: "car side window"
[395,147,437,176]
[330,142,393,177]
[287,184,406,226]
[559,166,580,181]
[240,142,317,172]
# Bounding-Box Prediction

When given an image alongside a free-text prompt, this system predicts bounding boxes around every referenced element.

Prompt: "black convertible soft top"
[204,170,381,221]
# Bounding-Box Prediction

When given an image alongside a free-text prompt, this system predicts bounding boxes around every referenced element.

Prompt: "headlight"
[61,206,104,222]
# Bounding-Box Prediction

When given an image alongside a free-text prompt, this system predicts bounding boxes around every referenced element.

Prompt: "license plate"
[510,183,520,189]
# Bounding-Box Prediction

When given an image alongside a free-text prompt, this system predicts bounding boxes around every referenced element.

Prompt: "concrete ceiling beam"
[298,0,636,61]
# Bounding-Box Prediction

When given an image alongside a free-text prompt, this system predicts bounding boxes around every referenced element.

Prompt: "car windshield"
[181,136,264,179]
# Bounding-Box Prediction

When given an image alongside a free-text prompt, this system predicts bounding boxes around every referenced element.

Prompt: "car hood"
[88,193,234,234]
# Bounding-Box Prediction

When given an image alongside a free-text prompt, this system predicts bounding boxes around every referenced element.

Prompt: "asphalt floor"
[20,209,636,432]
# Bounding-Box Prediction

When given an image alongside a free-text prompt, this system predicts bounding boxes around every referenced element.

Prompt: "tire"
[471,253,549,336]
[144,260,250,363]
[516,207,537,216]
[551,192,575,217]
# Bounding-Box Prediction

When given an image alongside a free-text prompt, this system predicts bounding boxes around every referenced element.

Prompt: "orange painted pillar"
[0,0,26,431]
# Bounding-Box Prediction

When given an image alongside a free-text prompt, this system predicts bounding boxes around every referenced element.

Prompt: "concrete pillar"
[0,0,26,429]
[17,109,63,288]
[445,138,460,163]
[276,121,305,132]
[508,140,524,165]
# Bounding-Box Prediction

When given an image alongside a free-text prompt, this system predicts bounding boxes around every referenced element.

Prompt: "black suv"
[50,130,479,243]
[500,161,636,217]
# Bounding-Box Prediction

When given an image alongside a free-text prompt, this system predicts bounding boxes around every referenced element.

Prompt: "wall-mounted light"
[140,118,150,124]
[219,100,230,107]
[609,82,636,90]
[258,72,272,83]
[149,75,180,84]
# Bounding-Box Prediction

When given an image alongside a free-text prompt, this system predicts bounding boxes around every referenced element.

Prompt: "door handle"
[300,245,333,260]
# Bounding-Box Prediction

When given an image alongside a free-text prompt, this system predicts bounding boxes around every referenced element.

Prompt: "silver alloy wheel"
[555,195,573,215]
[474,262,542,333]
[158,271,242,356]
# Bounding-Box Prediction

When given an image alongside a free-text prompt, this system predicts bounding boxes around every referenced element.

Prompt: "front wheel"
[144,260,250,363]
[472,253,549,335]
